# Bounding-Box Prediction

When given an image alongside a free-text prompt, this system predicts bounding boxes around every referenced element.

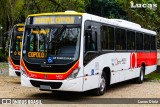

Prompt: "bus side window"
[101,25,115,50]
[85,31,97,52]
[151,35,156,50]
[127,30,135,50]
[136,32,143,50]
[144,34,150,50]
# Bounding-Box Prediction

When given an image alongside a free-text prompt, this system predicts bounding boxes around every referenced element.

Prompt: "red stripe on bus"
[137,52,157,67]
[9,57,20,70]
[21,59,79,80]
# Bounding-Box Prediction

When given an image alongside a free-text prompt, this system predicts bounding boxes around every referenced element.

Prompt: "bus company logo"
[29,73,37,78]
[130,53,137,69]
[130,1,157,10]
[56,75,63,79]
[44,74,48,79]
[115,58,121,65]
[111,59,115,66]
[111,58,126,66]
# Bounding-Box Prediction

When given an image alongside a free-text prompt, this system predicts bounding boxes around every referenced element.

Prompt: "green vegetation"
[118,0,160,48]
[0,0,160,62]
[0,50,8,62]
[0,63,8,69]
[145,70,160,81]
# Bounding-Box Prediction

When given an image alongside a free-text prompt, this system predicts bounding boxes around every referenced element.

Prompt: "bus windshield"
[11,25,24,56]
[14,35,22,55]
[23,25,81,64]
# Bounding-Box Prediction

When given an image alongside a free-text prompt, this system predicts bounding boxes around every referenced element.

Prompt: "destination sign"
[16,36,22,39]
[16,27,24,32]
[14,51,21,56]
[32,29,49,34]
[28,52,45,58]
[28,16,81,25]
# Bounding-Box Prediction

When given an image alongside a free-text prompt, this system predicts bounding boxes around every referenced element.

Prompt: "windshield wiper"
[47,25,67,57]
[56,25,66,35]
[49,25,66,43]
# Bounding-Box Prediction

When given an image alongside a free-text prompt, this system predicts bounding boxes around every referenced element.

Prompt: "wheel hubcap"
[140,70,144,81]
[100,76,105,92]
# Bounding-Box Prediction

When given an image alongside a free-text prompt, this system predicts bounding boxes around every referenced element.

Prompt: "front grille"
[11,57,20,65]
[23,58,78,73]
[15,71,20,76]
[30,80,62,89]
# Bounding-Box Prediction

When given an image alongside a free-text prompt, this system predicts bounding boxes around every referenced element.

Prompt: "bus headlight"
[67,67,80,80]
[21,65,28,77]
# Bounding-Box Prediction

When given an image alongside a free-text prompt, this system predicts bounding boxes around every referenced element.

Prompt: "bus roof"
[28,11,83,17]
[83,13,156,35]
[27,11,156,35]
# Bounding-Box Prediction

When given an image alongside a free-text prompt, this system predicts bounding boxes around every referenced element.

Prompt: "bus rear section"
[9,24,24,76]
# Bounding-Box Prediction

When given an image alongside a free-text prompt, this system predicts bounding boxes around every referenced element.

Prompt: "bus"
[20,11,157,95]
[9,24,24,76]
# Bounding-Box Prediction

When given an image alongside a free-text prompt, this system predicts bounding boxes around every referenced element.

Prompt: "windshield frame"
[22,24,82,65]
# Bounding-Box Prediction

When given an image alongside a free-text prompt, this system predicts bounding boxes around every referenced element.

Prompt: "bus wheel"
[94,72,106,96]
[135,66,145,84]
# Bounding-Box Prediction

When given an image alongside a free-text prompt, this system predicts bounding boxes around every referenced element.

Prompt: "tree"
[0,0,14,58]
[85,0,128,19]
[118,0,160,48]
[0,0,85,61]
[0,0,159,62]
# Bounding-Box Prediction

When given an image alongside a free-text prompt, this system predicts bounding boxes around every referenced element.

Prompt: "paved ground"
[0,63,160,107]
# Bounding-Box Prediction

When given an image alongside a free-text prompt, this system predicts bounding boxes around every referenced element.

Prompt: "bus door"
[83,21,101,91]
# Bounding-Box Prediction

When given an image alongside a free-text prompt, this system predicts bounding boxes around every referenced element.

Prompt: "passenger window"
[127,30,135,50]
[85,31,97,52]
[144,34,150,50]
[136,32,143,50]
[151,35,156,50]
[101,26,114,50]
[115,28,126,50]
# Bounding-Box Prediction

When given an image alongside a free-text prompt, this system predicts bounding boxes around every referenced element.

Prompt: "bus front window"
[11,27,23,56]
[24,26,81,64]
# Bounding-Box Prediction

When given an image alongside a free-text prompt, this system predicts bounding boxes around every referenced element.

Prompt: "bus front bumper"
[21,74,84,92]
[9,64,20,76]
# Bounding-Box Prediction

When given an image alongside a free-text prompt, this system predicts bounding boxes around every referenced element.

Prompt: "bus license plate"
[40,85,51,90]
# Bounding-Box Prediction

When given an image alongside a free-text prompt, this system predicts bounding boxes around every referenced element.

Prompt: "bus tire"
[94,72,106,96]
[135,66,145,84]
